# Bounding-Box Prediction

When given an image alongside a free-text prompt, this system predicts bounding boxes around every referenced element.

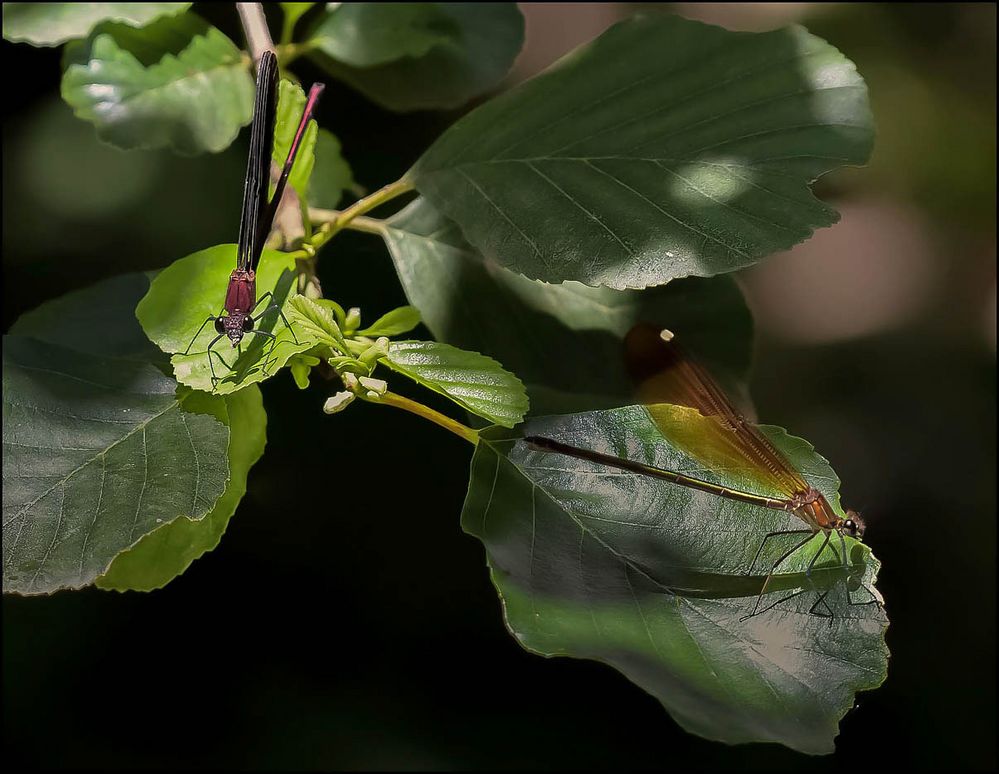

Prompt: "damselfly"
[184,50,323,387]
[526,323,877,620]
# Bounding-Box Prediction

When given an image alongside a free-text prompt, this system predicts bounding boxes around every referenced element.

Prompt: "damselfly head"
[843,509,865,538]
[219,313,250,346]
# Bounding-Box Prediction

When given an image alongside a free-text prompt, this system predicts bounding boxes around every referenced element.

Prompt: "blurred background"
[3,3,995,769]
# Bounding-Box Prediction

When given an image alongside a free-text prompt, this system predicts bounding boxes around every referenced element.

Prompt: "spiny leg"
[243,328,278,374]
[204,333,226,388]
[809,590,835,626]
[837,531,882,609]
[251,293,300,344]
[185,315,219,355]
[805,531,833,578]
[746,529,814,576]
[741,532,817,621]
[746,587,808,619]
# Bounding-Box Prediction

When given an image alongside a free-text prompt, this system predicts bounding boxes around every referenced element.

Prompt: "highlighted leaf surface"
[410,14,873,288]
[383,341,528,428]
[464,406,888,753]
[138,245,313,395]
[61,14,253,154]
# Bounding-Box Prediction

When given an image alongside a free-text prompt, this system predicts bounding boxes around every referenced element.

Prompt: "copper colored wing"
[624,322,811,497]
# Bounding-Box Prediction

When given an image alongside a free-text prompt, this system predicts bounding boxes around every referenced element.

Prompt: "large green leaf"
[2,2,191,46]
[3,273,269,593]
[8,272,163,363]
[382,197,753,415]
[96,384,266,591]
[409,14,873,288]
[61,16,253,154]
[2,336,229,595]
[464,405,888,753]
[383,341,528,428]
[137,245,314,395]
[306,3,524,111]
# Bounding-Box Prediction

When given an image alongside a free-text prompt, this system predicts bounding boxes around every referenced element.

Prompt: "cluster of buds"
[323,353,390,415]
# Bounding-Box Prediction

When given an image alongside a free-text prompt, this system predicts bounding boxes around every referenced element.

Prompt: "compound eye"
[844,519,858,536]
[242,316,254,332]
[214,318,225,334]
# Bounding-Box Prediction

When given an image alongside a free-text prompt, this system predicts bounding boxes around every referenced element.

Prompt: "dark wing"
[236,50,278,272]
[624,322,811,497]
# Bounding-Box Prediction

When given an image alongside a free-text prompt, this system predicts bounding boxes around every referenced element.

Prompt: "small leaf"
[286,296,348,350]
[61,17,254,154]
[306,3,524,111]
[464,407,888,753]
[308,129,355,210]
[96,384,266,591]
[3,2,191,46]
[2,336,230,595]
[289,354,321,390]
[382,198,753,415]
[356,306,421,337]
[273,80,321,200]
[137,245,313,394]
[308,3,458,67]
[409,14,873,288]
[382,340,528,427]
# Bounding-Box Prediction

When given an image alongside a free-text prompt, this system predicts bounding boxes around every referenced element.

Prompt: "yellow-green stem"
[311,179,413,250]
[378,391,479,445]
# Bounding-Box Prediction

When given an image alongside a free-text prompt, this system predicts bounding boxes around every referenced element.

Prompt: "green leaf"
[356,306,421,337]
[308,3,458,67]
[2,336,230,595]
[273,79,321,200]
[306,3,524,111]
[280,3,315,39]
[289,354,320,390]
[61,17,254,154]
[96,384,266,591]
[286,296,348,350]
[464,406,888,753]
[3,272,268,593]
[3,2,191,46]
[382,198,753,415]
[308,129,355,210]
[382,341,528,428]
[409,14,874,288]
[137,245,314,394]
[9,272,163,363]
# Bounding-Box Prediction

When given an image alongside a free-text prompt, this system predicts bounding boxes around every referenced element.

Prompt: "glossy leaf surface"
[96,384,266,591]
[3,273,268,593]
[383,341,528,428]
[3,2,191,46]
[410,14,873,288]
[61,15,253,154]
[2,337,229,594]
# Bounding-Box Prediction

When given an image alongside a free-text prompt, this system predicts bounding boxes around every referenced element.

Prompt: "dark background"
[3,3,995,769]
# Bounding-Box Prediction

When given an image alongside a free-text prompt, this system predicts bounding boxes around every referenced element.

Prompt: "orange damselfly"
[525,323,876,620]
